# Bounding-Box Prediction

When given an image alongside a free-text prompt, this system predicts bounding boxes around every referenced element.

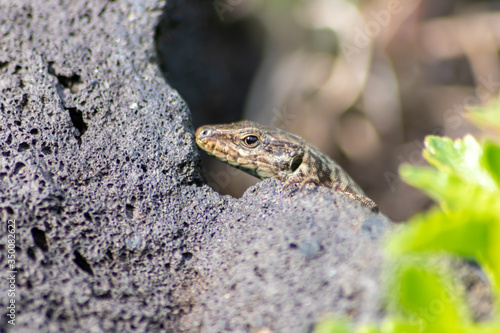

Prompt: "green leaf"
[482,141,500,187]
[387,261,469,333]
[399,165,495,212]
[423,135,497,191]
[387,206,500,296]
[387,209,484,258]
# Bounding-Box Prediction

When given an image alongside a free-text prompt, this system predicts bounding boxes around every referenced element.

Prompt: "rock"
[0,0,391,332]
[185,181,390,332]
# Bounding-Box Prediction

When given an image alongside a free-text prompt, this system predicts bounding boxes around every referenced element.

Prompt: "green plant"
[314,100,500,333]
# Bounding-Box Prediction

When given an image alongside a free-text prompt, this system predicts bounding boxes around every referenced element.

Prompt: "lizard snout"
[195,126,215,145]
[196,127,211,138]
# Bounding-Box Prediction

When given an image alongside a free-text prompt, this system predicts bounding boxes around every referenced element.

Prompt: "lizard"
[195,120,378,213]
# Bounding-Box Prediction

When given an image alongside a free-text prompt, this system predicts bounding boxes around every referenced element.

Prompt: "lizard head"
[196,121,305,181]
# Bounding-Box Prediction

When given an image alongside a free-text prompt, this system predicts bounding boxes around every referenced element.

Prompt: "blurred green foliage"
[314,99,500,332]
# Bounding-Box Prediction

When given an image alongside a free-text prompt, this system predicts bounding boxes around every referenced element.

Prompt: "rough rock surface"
[0,0,391,332]
[184,181,388,332]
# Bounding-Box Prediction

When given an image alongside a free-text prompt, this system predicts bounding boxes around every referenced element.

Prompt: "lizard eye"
[243,135,259,147]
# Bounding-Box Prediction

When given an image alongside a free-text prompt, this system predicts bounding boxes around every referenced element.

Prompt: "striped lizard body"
[195,121,378,213]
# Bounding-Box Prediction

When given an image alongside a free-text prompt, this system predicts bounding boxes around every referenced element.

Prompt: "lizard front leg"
[284,177,379,213]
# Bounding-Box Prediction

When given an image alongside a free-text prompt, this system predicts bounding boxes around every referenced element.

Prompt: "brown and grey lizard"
[195,121,378,213]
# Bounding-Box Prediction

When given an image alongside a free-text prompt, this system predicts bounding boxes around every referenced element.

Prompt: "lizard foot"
[342,192,379,213]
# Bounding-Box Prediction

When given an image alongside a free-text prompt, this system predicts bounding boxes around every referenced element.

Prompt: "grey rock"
[0,0,391,332]
[185,181,389,332]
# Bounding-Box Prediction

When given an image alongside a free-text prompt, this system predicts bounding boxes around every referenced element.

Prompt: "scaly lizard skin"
[195,121,378,212]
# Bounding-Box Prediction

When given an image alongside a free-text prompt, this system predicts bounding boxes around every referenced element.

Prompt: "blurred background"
[155,0,500,221]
